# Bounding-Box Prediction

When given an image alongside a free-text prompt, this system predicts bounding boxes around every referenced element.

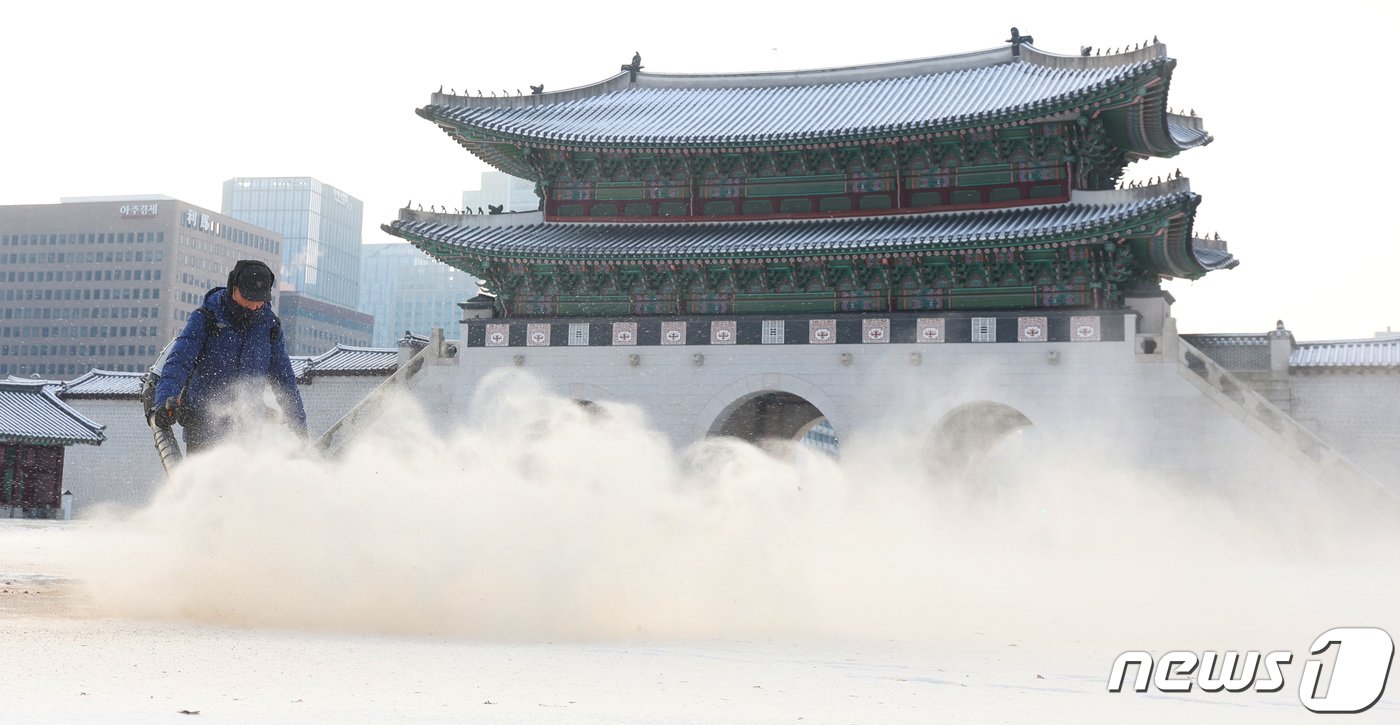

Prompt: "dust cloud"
[76,370,1400,647]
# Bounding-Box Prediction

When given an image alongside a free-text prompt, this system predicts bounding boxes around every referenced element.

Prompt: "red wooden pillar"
[1,444,64,514]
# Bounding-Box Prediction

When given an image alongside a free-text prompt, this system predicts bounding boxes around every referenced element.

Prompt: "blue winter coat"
[154,287,307,434]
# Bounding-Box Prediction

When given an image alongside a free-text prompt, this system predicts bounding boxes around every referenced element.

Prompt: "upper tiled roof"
[423,43,1204,155]
[60,369,144,399]
[0,380,106,446]
[1291,335,1400,368]
[388,185,1224,279]
[304,345,398,376]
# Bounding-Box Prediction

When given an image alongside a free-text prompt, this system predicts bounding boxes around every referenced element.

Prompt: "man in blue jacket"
[152,259,308,453]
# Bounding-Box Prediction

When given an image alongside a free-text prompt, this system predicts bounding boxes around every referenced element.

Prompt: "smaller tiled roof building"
[0,379,105,518]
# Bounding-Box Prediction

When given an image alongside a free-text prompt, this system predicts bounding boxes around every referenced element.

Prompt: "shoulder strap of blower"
[184,307,282,384]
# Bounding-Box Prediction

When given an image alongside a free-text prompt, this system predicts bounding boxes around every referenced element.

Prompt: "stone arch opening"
[928,401,1033,485]
[709,391,837,454]
[573,399,605,417]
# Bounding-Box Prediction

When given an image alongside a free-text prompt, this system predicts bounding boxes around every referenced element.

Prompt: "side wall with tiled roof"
[59,399,165,516]
[1187,331,1400,489]
[301,376,393,439]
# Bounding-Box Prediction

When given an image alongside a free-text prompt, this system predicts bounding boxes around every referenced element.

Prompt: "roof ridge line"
[1019,41,1167,70]
[425,40,1174,109]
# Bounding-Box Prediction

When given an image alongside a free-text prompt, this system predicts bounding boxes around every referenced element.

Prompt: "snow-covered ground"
[3,385,1397,722]
[4,517,1386,724]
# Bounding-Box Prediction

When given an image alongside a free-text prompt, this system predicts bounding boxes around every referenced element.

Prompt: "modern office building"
[277,292,373,356]
[0,197,282,379]
[221,177,368,352]
[359,243,478,347]
[461,171,538,214]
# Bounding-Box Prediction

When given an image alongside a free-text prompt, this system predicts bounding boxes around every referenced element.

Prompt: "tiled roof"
[290,356,314,379]
[1291,335,1400,368]
[1189,241,1239,271]
[5,375,62,388]
[0,380,105,446]
[398,332,431,350]
[388,187,1218,277]
[304,345,398,376]
[59,369,144,399]
[1167,114,1211,147]
[424,44,1204,154]
[1181,334,1269,347]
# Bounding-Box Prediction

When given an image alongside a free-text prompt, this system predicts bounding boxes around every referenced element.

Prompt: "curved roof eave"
[1190,238,1238,272]
[383,188,1202,266]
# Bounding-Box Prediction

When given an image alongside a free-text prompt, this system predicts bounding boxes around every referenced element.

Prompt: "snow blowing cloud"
[75,369,1400,644]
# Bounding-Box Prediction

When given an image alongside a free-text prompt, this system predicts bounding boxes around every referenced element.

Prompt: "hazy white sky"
[3,1,1395,340]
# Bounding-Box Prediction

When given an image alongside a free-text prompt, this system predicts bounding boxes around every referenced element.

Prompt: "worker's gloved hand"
[151,397,178,428]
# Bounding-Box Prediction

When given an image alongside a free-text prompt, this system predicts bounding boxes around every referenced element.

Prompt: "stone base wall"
[60,400,166,516]
[401,313,1318,496]
[1286,371,1400,489]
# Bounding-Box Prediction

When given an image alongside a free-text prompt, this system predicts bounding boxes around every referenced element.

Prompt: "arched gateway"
[928,402,1034,485]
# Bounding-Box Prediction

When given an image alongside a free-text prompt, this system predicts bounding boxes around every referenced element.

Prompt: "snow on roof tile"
[390,189,1202,261]
[1291,335,1400,369]
[426,44,1189,149]
[0,380,106,446]
[305,345,398,376]
[60,369,144,399]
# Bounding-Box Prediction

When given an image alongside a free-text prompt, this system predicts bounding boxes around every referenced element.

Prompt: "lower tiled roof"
[392,190,1206,260]
[0,380,106,446]
[1291,335,1400,368]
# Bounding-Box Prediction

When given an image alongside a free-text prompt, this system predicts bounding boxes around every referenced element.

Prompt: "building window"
[971,317,997,343]
[762,320,784,344]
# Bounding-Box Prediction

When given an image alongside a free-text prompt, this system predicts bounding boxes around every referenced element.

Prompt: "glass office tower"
[360,243,478,347]
[221,177,363,309]
[222,178,369,353]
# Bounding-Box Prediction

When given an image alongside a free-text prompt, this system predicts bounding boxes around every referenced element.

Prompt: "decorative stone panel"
[661,321,687,345]
[917,318,945,343]
[1071,316,1101,342]
[1018,316,1048,343]
[863,318,890,344]
[612,321,638,346]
